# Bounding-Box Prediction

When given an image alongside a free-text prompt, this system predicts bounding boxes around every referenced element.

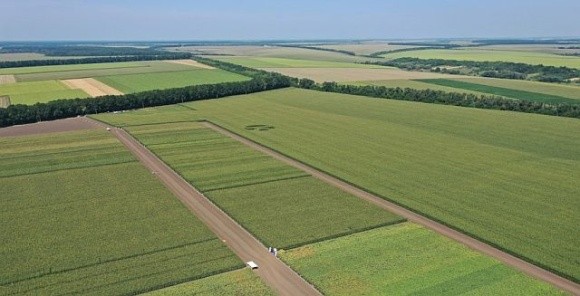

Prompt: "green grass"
[0,129,242,295]
[213,56,380,68]
[281,223,564,295]
[144,269,274,296]
[125,122,404,248]
[0,80,89,104]
[418,79,580,104]
[381,48,580,68]
[95,69,250,93]
[5,61,196,82]
[95,87,580,281]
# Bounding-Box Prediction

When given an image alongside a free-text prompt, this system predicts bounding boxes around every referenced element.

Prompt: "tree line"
[296,81,579,119]
[275,44,356,56]
[0,72,292,127]
[367,58,580,83]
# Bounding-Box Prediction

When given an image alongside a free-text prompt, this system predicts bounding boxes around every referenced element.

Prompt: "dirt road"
[84,118,321,296]
[201,121,580,295]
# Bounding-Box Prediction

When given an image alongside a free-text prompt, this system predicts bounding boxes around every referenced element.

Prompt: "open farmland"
[95,69,250,93]
[145,269,274,296]
[0,129,242,295]
[95,87,580,281]
[451,77,580,100]
[418,79,580,104]
[316,42,424,55]
[380,48,580,68]
[125,122,403,248]
[0,61,197,82]
[281,223,564,295]
[0,80,89,104]
[212,56,379,68]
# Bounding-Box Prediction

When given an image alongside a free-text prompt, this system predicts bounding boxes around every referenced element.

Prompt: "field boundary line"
[82,117,322,296]
[203,174,310,193]
[201,120,580,295]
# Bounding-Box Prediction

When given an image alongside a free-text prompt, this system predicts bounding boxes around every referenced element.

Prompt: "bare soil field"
[263,67,470,82]
[0,74,16,85]
[0,95,10,107]
[0,117,96,137]
[61,78,123,97]
[166,59,215,69]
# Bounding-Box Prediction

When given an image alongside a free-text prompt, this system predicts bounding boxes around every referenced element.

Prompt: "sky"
[1,0,579,41]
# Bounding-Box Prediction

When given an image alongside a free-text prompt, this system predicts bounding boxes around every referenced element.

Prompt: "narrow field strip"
[203,174,310,193]
[61,78,124,97]
[0,74,16,84]
[166,59,216,69]
[418,78,580,104]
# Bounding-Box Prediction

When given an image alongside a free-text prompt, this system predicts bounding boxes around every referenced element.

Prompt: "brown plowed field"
[166,59,216,69]
[61,78,123,97]
[201,120,580,295]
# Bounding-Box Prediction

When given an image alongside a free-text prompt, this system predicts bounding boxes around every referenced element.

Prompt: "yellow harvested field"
[166,59,215,69]
[61,78,123,97]
[0,75,16,85]
[0,95,10,107]
[262,67,470,82]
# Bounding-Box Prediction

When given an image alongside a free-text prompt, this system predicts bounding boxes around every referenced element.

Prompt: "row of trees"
[275,44,356,56]
[0,73,292,127]
[299,82,580,119]
[0,53,193,69]
[368,58,580,83]
[0,45,174,56]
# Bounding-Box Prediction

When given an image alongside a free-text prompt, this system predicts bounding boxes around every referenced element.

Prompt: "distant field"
[419,79,580,104]
[351,79,488,96]
[0,61,195,82]
[453,77,580,100]
[0,53,92,62]
[263,67,468,83]
[213,56,378,68]
[317,43,423,55]
[281,223,564,295]
[145,269,274,295]
[0,80,89,105]
[95,69,250,93]
[0,129,242,295]
[125,122,403,248]
[380,48,580,68]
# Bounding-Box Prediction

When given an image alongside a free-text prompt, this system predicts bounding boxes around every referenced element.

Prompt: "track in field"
[201,120,580,295]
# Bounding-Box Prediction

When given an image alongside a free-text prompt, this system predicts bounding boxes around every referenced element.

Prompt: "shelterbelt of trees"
[368,58,580,83]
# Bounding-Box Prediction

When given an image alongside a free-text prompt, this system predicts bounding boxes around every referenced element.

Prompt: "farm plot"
[213,56,378,68]
[145,88,578,282]
[418,79,580,104]
[281,223,564,295]
[0,80,89,105]
[451,77,580,100]
[95,69,250,93]
[265,67,470,83]
[125,122,403,248]
[0,61,195,82]
[62,78,123,97]
[144,269,274,296]
[380,48,580,68]
[0,129,242,295]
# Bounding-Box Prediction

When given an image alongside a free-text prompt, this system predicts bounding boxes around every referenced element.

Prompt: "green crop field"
[95,87,580,281]
[281,223,564,295]
[0,80,89,104]
[451,77,580,100]
[213,56,379,68]
[351,79,488,96]
[145,269,274,296]
[125,122,403,248]
[380,48,580,68]
[418,79,580,104]
[1,61,196,82]
[0,129,242,295]
[95,69,250,93]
